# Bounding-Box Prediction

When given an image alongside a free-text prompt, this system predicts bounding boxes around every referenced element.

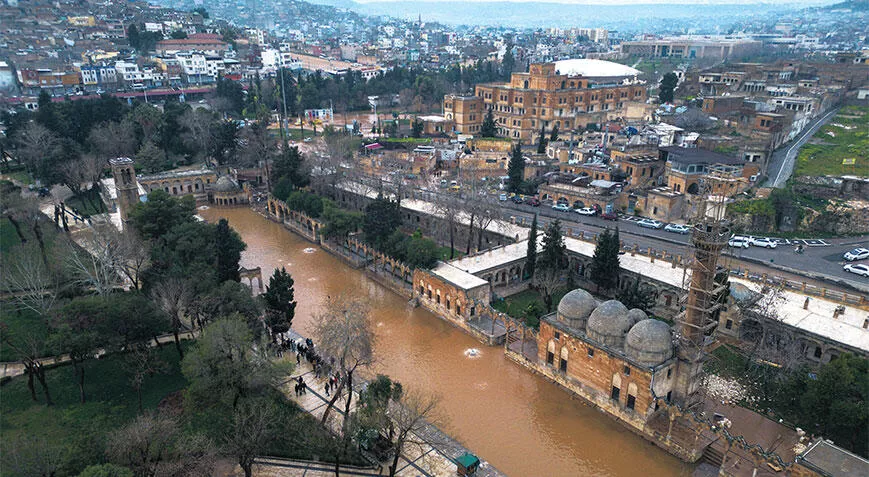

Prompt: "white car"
[552,203,571,212]
[664,224,691,234]
[575,207,596,216]
[750,237,778,249]
[728,237,751,248]
[844,248,869,261]
[637,218,664,229]
[843,263,869,277]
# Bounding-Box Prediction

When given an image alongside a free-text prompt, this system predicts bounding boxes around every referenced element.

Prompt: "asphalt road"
[764,107,840,188]
[497,200,869,293]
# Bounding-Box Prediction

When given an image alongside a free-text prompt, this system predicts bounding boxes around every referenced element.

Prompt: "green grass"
[1,170,34,185]
[794,106,869,177]
[435,245,464,261]
[704,345,749,379]
[492,287,569,324]
[64,189,105,218]
[380,137,431,144]
[0,345,189,475]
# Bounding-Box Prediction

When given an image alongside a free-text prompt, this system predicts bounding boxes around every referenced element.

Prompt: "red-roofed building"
[156,38,228,55]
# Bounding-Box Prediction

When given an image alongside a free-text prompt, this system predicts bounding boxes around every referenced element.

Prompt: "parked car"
[728,237,751,248]
[843,248,869,261]
[637,218,664,229]
[664,224,691,234]
[552,203,571,212]
[575,207,596,216]
[511,195,524,204]
[524,197,540,207]
[750,237,778,249]
[601,211,618,221]
[498,193,508,201]
[843,263,869,277]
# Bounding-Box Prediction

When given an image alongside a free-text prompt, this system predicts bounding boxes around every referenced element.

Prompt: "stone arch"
[611,373,622,402]
[559,346,569,372]
[627,382,638,410]
[573,200,584,209]
[546,340,556,365]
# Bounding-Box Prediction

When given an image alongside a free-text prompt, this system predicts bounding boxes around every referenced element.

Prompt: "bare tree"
[116,229,150,290]
[64,227,123,295]
[384,390,441,477]
[14,122,59,176]
[150,278,193,358]
[107,413,179,476]
[180,109,215,161]
[317,130,357,195]
[124,343,170,413]
[312,294,375,427]
[89,119,137,159]
[156,433,219,477]
[1,332,53,405]
[221,398,279,477]
[3,435,64,477]
[468,200,502,253]
[59,157,89,197]
[1,244,58,317]
[0,180,28,244]
[431,193,463,259]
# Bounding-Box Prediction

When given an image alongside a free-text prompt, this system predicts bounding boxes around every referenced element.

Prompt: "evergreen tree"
[215,218,245,283]
[262,267,296,340]
[617,280,656,312]
[549,124,559,142]
[501,44,515,80]
[590,227,621,293]
[127,24,140,50]
[363,194,403,249]
[507,143,524,193]
[480,109,497,137]
[536,122,547,154]
[525,214,538,279]
[659,72,678,104]
[411,118,423,138]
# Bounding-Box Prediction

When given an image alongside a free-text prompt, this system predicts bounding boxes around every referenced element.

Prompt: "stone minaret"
[109,157,139,226]
[673,195,728,409]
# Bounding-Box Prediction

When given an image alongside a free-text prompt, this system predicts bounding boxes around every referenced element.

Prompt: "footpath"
[275,330,505,477]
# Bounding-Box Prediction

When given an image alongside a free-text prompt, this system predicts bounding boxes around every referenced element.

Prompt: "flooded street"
[200,207,691,477]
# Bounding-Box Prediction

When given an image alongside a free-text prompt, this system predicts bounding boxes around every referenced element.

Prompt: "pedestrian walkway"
[279,331,505,477]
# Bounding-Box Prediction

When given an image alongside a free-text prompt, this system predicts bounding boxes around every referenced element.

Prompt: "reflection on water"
[200,208,692,477]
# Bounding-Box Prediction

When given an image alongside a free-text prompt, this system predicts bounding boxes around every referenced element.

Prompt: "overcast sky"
[355,0,830,4]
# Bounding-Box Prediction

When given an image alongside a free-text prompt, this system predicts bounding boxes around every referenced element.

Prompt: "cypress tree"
[590,227,621,293]
[525,214,538,279]
[507,143,525,193]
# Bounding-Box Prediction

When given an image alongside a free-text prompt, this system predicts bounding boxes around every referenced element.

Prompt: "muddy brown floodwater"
[200,207,692,477]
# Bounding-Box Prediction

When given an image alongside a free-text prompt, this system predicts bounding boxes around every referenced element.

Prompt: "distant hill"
[304,1,833,29]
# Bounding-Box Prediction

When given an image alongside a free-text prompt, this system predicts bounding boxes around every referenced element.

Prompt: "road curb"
[733,255,869,295]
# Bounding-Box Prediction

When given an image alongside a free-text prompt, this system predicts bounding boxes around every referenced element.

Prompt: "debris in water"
[303,247,317,254]
[464,348,482,358]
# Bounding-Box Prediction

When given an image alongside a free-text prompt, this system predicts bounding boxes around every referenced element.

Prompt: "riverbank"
[201,206,691,477]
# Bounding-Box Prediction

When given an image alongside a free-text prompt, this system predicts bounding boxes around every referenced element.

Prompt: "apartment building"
[445,60,647,141]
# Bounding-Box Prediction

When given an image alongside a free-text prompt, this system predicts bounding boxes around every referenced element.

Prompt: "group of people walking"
[285,336,343,399]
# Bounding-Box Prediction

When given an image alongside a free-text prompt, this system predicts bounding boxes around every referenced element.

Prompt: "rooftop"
[553,59,641,78]
[430,262,489,290]
[660,147,745,166]
[799,439,869,477]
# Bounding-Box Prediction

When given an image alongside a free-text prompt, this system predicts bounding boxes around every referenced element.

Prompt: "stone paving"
[279,331,505,477]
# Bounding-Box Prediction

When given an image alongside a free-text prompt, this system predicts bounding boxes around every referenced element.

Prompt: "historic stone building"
[536,291,678,431]
[137,169,217,203]
[109,157,140,225]
[445,60,647,141]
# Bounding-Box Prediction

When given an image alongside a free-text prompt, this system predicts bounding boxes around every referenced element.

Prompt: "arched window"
[611,373,622,401]
[627,383,638,410]
[446,296,451,311]
[523,80,529,89]
[559,347,569,373]
[546,340,555,365]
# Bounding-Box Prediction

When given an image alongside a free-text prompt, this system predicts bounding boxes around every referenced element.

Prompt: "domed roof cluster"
[626,319,673,366]
[214,176,241,193]
[587,300,632,348]
[557,289,597,330]
[555,289,674,367]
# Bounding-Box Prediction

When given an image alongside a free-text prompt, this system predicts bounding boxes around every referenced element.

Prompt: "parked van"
[499,193,508,201]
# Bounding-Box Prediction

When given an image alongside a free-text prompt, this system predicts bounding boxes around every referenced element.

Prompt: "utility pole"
[279,67,288,140]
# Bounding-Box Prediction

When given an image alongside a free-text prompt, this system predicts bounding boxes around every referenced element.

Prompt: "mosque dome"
[557,289,597,331]
[627,308,648,325]
[586,300,631,349]
[625,319,673,367]
[214,176,240,193]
